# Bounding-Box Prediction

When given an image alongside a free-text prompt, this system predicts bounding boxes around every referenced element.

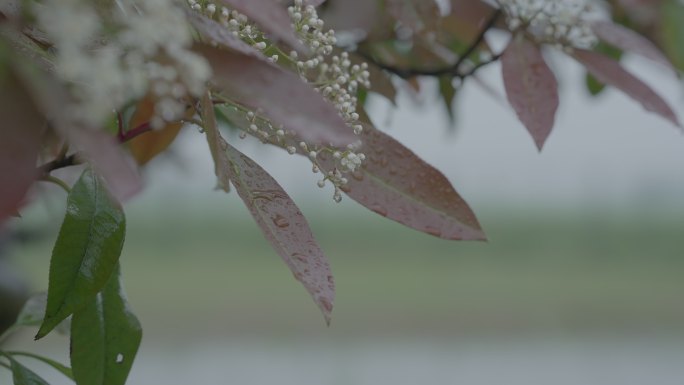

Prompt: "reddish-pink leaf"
[574,49,681,127]
[0,71,42,223]
[218,0,307,53]
[225,143,335,324]
[320,119,485,241]
[186,12,262,58]
[200,91,231,192]
[592,20,675,73]
[12,62,142,201]
[501,37,559,150]
[71,130,142,202]
[197,45,358,147]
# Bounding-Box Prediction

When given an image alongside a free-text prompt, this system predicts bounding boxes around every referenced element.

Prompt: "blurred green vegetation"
[5,199,684,339]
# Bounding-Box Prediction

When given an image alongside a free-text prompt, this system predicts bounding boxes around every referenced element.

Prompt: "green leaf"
[660,0,684,71]
[6,352,73,380]
[36,168,126,339]
[438,76,457,124]
[5,355,50,385]
[71,264,141,385]
[586,42,623,96]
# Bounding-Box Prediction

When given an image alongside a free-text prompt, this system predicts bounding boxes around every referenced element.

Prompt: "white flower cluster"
[191,0,371,202]
[33,0,211,128]
[497,0,603,50]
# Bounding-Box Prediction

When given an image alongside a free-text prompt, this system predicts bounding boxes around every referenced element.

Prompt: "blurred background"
[1,52,684,384]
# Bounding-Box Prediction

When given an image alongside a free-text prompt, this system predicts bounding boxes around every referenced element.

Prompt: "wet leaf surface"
[36,169,126,339]
[71,265,141,385]
[501,36,559,150]
[224,143,335,324]
[319,115,485,241]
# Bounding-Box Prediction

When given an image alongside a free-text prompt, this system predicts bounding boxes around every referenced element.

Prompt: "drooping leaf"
[320,115,485,241]
[585,41,623,96]
[224,143,335,324]
[218,0,307,53]
[6,352,73,381]
[5,355,50,385]
[501,36,559,150]
[198,44,357,147]
[200,91,231,192]
[36,168,126,339]
[126,96,184,166]
[0,64,43,223]
[592,20,675,73]
[186,11,263,57]
[660,0,684,71]
[574,49,681,127]
[71,264,141,385]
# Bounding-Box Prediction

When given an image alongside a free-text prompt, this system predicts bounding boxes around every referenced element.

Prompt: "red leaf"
[186,12,263,58]
[200,91,231,192]
[592,21,676,73]
[574,49,681,127]
[321,118,485,241]
[501,37,559,150]
[218,0,307,53]
[0,71,42,223]
[71,130,142,202]
[12,63,142,202]
[225,143,335,324]
[197,45,358,147]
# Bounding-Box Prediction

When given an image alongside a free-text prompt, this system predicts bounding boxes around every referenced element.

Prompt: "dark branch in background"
[38,154,80,177]
[358,9,503,80]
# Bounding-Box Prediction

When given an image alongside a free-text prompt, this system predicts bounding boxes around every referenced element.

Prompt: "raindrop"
[272,214,290,228]
[370,204,388,217]
[115,354,124,364]
[424,226,442,237]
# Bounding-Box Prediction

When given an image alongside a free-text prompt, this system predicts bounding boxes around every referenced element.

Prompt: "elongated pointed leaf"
[218,0,307,53]
[592,20,675,73]
[7,352,73,380]
[71,265,141,385]
[501,37,559,150]
[224,143,335,324]
[6,356,50,385]
[574,49,681,127]
[198,45,357,147]
[186,12,262,57]
[0,67,42,223]
[321,117,484,241]
[36,169,126,339]
[201,91,231,192]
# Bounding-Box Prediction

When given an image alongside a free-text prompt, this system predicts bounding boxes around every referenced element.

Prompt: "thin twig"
[358,9,503,79]
[40,175,72,193]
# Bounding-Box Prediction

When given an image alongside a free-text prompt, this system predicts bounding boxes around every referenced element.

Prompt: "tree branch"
[358,9,503,79]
